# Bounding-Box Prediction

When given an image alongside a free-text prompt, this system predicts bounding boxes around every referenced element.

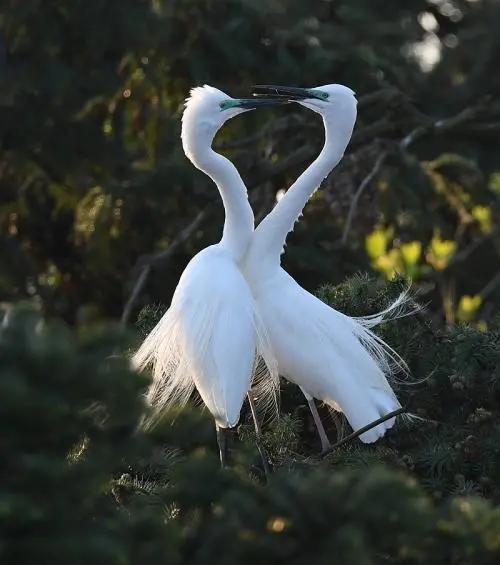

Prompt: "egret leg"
[247,393,271,477]
[306,397,331,453]
[216,425,230,468]
[331,410,345,443]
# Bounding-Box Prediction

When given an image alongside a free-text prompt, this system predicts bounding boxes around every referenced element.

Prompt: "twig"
[321,407,407,457]
[120,209,208,326]
[351,119,399,146]
[400,101,489,150]
[253,183,276,225]
[138,209,208,268]
[479,270,500,301]
[248,145,316,189]
[342,99,494,246]
[357,87,402,109]
[216,114,302,150]
[416,225,500,299]
[417,226,500,302]
[448,225,500,270]
[457,122,500,134]
[341,151,388,244]
[120,265,151,327]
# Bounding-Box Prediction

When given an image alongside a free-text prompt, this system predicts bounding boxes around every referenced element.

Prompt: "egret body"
[133,86,280,463]
[244,84,406,446]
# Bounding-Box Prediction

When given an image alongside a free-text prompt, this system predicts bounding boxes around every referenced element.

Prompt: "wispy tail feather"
[350,286,420,384]
[249,308,280,425]
[133,300,279,430]
[354,285,417,329]
[133,303,206,430]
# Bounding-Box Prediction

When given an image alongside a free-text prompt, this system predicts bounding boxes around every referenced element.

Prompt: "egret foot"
[306,397,331,453]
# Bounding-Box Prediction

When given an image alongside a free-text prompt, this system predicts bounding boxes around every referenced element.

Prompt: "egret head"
[253,83,357,121]
[181,85,286,161]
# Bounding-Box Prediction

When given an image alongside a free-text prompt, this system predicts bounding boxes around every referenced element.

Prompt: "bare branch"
[341,151,389,245]
[351,119,399,146]
[341,98,495,246]
[321,407,407,457]
[139,209,208,268]
[357,87,402,109]
[120,265,151,327]
[216,114,303,150]
[120,209,208,327]
[400,99,491,150]
[480,270,500,301]
[248,145,316,189]
[253,183,276,225]
[448,225,500,270]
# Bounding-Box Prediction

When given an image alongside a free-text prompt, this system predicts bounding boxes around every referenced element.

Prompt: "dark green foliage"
[0,307,174,564]
[316,273,412,317]
[2,0,500,562]
[2,0,500,324]
[137,277,500,504]
[2,304,500,563]
[239,413,303,467]
[316,275,500,502]
[135,302,166,338]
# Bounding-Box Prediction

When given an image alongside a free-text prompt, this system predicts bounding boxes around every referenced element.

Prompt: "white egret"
[133,86,282,465]
[243,84,408,448]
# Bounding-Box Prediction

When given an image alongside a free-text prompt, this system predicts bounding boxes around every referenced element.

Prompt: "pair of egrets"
[134,84,408,465]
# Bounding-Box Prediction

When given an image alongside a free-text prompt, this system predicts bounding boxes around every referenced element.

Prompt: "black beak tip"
[251,84,310,100]
[252,84,288,98]
[237,97,289,109]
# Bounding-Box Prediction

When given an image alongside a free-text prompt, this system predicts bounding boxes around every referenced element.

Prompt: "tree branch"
[248,145,316,190]
[321,407,407,457]
[479,270,500,301]
[137,209,208,268]
[341,150,389,245]
[341,98,495,246]
[400,99,491,150]
[120,209,208,326]
[120,265,151,327]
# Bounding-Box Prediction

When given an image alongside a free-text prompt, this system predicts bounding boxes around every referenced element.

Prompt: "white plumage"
[243,84,408,443]
[244,268,405,442]
[133,86,279,435]
[134,82,409,459]
[135,247,259,428]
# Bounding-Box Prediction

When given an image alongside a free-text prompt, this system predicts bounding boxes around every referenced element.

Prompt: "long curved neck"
[249,111,353,269]
[187,138,254,262]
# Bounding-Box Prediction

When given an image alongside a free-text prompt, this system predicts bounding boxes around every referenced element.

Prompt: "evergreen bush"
[2,284,500,563]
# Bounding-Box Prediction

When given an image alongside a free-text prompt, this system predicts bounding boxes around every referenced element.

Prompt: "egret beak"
[252,85,323,101]
[235,97,289,109]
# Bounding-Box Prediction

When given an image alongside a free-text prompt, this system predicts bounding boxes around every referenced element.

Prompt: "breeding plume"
[133,86,282,463]
[244,84,408,447]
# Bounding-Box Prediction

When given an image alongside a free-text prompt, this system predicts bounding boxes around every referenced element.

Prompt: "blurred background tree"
[1,0,499,327]
[2,2,500,562]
